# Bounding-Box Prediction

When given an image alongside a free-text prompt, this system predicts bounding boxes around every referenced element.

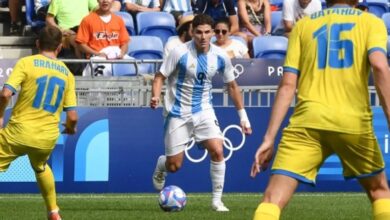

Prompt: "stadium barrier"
[0,58,388,193]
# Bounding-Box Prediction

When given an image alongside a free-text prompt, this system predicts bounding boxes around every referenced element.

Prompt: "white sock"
[157,155,167,172]
[210,160,226,204]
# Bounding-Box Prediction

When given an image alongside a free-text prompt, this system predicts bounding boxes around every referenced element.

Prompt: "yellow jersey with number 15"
[284,6,387,134]
[3,54,77,149]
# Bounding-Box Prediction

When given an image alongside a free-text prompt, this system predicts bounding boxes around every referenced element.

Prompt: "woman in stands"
[237,0,271,42]
[213,18,250,59]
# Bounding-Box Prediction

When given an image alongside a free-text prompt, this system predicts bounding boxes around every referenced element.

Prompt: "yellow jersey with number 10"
[3,54,77,149]
[284,6,387,134]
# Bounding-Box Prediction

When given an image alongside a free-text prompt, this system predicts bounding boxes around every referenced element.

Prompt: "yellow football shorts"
[271,127,385,185]
[0,131,52,173]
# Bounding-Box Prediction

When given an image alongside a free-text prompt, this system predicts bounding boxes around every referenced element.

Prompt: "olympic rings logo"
[233,63,245,79]
[184,125,246,163]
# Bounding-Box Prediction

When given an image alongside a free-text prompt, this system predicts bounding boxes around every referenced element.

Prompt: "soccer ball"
[158,185,187,212]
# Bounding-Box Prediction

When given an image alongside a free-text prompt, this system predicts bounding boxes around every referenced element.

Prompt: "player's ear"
[56,43,63,55]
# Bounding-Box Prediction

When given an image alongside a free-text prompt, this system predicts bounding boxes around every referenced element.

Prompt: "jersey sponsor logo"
[94,31,120,41]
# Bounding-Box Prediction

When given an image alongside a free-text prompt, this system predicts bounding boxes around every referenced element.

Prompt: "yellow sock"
[253,202,281,220]
[35,165,59,212]
[373,198,390,220]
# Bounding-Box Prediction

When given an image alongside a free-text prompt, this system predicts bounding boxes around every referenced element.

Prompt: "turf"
[0,193,371,220]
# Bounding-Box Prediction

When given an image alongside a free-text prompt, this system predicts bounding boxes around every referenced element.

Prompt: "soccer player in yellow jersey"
[250,0,390,219]
[0,26,78,220]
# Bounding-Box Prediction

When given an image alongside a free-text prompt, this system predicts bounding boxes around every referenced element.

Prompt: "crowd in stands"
[0,0,389,75]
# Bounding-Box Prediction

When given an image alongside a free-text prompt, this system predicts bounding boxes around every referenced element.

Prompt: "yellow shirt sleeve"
[5,58,27,93]
[63,72,77,111]
[367,16,387,55]
[283,19,302,75]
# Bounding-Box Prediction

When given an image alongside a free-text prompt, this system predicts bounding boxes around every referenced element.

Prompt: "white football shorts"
[164,109,223,156]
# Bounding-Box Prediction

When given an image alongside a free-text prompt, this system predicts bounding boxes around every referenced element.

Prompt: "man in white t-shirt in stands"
[163,14,194,58]
[282,0,322,36]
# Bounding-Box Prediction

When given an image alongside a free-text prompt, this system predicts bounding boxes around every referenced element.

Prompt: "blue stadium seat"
[127,36,163,74]
[136,12,177,45]
[382,12,390,34]
[321,0,327,8]
[115,11,136,36]
[367,0,389,17]
[112,62,137,76]
[252,36,288,59]
[25,0,45,32]
[271,11,282,33]
[270,0,283,9]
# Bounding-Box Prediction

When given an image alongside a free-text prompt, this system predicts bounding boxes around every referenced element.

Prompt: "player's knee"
[208,147,224,161]
[262,189,289,209]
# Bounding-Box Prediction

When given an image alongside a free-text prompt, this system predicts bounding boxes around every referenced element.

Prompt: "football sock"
[35,165,59,212]
[373,198,390,220]
[253,203,281,220]
[157,155,167,172]
[210,160,225,204]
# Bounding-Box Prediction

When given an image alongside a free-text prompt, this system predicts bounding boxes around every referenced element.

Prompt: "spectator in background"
[46,0,98,58]
[214,18,249,59]
[164,14,194,58]
[35,0,51,20]
[160,0,193,24]
[124,0,160,18]
[8,0,22,35]
[282,0,321,37]
[111,0,124,11]
[76,0,131,76]
[194,0,240,35]
[237,0,271,41]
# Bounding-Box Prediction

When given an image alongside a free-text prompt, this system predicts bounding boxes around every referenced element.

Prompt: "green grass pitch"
[0,193,371,219]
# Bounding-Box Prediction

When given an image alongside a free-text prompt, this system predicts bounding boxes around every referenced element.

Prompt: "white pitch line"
[0,193,366,200]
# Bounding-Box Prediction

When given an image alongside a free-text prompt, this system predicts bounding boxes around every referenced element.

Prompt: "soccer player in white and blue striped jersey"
[150,14,252,212]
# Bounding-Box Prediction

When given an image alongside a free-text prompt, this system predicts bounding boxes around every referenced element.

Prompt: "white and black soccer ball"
[158,185,187,212]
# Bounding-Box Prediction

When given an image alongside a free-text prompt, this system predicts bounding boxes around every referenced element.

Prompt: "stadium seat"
[127,36,163,74]
[252,36,288,59]
[112,62,137,76]
[25,0,45,32]
[115,11,136,36]
[270,0,283,10]
[321,0,327,8]
[367,0,389,17]
[382,12,390,34]
[271,11,282,33]
[136,12,177,45]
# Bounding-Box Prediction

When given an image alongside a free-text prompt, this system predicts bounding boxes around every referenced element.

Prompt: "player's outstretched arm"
[250,72,297,178]
[150,72,166,109]
[226,80,252,135]
[62,110,78,134]
[0,88,13,128]
[370,51,390,129]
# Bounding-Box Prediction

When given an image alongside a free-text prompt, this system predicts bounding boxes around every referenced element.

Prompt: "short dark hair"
[192,14,214,30]
[215,18,231,31]
[38,26,62,51]
[178,22,191,36]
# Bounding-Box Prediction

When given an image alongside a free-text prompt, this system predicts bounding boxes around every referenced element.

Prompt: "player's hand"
[150,97,160,109]
[250,139,274,178]
[61,123,77,135]
[240,120,252,135]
